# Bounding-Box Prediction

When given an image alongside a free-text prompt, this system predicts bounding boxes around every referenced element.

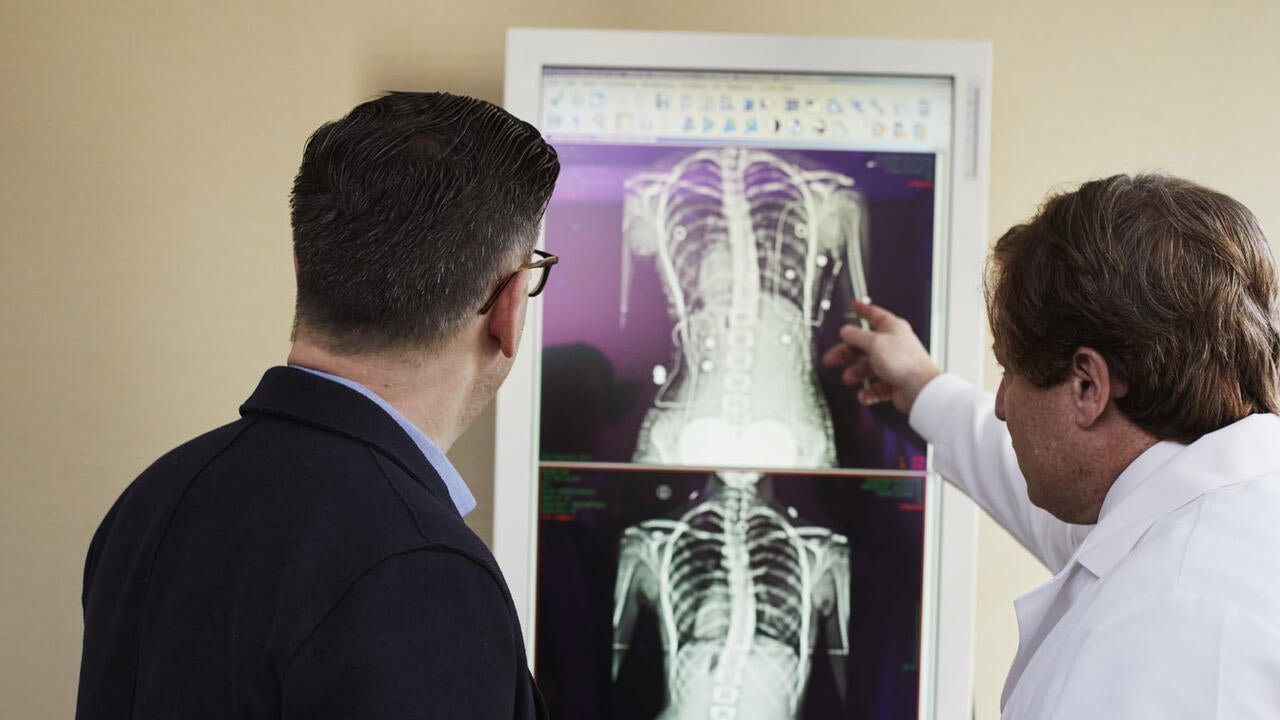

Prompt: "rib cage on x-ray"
[621,147,869,470]
[612,148,864,719]
[613,484,851,720]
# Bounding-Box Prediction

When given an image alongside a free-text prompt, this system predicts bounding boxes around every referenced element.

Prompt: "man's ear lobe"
[486,270,528,359]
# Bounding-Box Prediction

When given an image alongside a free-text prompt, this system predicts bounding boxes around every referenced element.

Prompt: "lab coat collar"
[1003,413,1280,710]
[1075,413,1280,579]
[1094,440,1185,524]
[1000,445,1183,708]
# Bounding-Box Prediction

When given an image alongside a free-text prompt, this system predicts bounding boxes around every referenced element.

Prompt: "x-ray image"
[613,470,850,719]
[535,467,925,720]
[540,144,937,472]
[622,147,865,470]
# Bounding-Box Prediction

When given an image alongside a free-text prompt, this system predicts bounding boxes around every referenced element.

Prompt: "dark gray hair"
[290,91,560,353]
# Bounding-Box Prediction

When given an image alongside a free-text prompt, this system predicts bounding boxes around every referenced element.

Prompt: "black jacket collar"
[239,366,456,514]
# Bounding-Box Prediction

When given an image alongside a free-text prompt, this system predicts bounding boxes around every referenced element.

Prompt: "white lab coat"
[910,374,1280,719]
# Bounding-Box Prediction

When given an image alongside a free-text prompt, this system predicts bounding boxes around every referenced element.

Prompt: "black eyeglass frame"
[477,249,559,314]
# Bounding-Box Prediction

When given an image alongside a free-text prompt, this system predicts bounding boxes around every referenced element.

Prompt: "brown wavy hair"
[986,174,1280,443]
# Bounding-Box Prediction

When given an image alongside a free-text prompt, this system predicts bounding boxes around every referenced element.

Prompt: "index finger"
[848,299,898,331]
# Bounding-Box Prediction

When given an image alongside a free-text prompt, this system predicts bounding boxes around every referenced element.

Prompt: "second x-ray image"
[540,144,937,471]
[535,466,926,720]
[613,469,850,720]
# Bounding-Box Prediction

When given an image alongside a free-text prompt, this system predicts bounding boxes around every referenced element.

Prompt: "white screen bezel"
[497,27,991,720]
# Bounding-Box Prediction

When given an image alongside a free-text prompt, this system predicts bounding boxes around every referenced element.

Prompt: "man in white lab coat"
[823,174,1280,718]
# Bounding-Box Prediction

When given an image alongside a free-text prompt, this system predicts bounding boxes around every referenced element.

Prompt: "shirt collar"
[288,365,477,517]
[1095,440,1185,524]
[1076,414,1280,578]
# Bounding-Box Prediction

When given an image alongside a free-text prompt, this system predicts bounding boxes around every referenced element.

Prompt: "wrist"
[897,365,942,415]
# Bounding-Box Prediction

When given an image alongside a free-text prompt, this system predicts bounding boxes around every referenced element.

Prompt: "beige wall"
[2,1,1277,717]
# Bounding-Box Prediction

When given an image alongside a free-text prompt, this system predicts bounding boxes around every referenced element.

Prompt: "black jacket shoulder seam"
[126,416,262,715]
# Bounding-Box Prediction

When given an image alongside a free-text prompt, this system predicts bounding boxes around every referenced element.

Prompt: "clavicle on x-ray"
[613,148,865,718]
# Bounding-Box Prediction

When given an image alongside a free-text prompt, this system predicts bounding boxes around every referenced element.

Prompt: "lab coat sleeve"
[1045,596,1280,719]
[909,374,1088,572]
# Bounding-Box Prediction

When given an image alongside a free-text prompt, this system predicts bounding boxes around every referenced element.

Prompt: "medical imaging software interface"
[534,67,952,720]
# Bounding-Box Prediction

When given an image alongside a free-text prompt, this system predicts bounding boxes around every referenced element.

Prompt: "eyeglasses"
[477,249,559,314]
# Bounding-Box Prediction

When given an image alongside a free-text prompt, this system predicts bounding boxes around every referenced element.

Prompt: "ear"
[1069,347,1120,429]
[486,269,529,359]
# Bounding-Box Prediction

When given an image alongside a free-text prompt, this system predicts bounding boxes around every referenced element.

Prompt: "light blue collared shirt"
[290,366,477,517]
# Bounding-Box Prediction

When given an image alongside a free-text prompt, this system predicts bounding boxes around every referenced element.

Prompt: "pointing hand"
[820,300,940,415]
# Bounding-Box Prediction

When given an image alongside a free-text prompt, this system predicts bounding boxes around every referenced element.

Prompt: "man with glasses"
[77,92,560,719]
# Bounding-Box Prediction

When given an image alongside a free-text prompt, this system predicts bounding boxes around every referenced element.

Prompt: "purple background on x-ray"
[538,142,937,471]
[534,468,926,720]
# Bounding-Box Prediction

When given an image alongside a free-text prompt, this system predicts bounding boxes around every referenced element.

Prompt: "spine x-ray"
[613,475,850,719]
[614,148,860,718]
[622,147,868,471]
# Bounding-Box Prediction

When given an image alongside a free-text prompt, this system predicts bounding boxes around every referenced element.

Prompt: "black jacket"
[77,366,546,719]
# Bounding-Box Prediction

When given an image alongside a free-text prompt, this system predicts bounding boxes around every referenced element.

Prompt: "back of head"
[290,91,560,353]
[986,174,1280,443]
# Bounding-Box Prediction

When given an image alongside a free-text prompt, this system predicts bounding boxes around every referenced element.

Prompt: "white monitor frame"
[497,27,990,720]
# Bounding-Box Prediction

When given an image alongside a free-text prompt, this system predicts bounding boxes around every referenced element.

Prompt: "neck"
[1073,416,1159,524]
[286,336,477,451]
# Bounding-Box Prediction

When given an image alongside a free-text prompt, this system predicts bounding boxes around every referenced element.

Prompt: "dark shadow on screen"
[540,343,639,461]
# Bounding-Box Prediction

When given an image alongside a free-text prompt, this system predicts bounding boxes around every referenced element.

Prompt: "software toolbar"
[541,68,953,152]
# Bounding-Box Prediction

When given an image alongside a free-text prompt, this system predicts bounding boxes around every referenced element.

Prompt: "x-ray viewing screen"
[534,66,952,720]
[538,467,926,720]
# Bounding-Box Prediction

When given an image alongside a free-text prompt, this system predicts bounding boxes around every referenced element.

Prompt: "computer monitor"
[499,28,990,720]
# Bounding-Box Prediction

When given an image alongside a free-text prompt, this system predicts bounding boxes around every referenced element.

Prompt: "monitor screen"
[531,66,954,720]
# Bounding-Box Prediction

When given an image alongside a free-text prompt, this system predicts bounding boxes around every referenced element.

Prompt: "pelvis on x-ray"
[621,147,869,470]
[613,148,861,718]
